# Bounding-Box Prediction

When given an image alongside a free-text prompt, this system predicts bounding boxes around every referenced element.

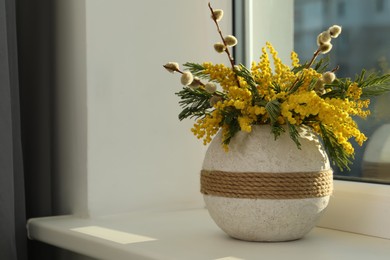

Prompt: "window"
[338,1,346,17]
[377,0,385,12]
[235,0,390,239]
[294,0,390,184]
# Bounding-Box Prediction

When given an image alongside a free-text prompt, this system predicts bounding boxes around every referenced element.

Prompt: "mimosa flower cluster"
[163,3,390,171]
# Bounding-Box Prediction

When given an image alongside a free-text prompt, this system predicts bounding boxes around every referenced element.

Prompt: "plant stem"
[331,65,340,73]
[288,49,322,92]
[307,49,321,68]
[208,3,235,69]
[163,65,205,86]
[208,2,241,88]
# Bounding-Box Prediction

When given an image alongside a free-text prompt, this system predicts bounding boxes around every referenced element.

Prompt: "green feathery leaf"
[313,56,330,73]
[291,63,308,74]
[234,64,262,102]
[176,87,213,120]
[287,122,301,149]
[221,107,241,145]
[265,99,281,124]
[288,77,305,94]
[319,124,352,171]
[355,70,390,98]
[183,62,209,80]
[234,64,256,88]
[271,82,282,93]
[321,78,350,99]
[265,99,284,140]
[270,123,285,140]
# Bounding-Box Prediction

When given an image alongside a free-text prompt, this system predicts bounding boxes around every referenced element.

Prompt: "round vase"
[201,125,333,242]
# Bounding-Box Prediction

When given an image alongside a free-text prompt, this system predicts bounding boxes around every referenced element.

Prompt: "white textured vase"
[201,125,332,241]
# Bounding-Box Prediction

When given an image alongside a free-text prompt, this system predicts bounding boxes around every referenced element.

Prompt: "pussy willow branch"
[307,48,339,72]
[208,3,235,69]
[288,48,325,92]
[331,65,340,73]
[208,2,241,88]
[163,65,205,86]
[307,49,321,69]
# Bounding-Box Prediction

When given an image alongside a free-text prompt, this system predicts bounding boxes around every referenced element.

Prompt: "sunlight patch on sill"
[71,226,157,244]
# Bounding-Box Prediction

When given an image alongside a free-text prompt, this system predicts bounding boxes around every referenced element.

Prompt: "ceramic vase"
[201,125,333,241]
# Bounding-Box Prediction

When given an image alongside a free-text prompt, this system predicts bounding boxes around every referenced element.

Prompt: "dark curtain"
[1,0,56,259]
[16,0,54,218]
[0,0,27,259]
[16,0,56,259]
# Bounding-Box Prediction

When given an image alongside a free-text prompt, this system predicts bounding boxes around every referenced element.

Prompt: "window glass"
[295,0,390,183]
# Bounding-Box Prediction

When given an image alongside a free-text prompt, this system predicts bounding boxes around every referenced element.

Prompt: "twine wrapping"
[201,169,333,199]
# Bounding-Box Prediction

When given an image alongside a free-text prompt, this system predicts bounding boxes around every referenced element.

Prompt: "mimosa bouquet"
[164,3,390,171]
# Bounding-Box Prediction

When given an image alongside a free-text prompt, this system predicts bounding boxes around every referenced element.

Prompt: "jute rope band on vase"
[201,169,333,199]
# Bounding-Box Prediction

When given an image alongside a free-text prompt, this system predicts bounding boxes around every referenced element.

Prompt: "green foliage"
[321,78,350,99]
[291,63,308,74]
[288,77,305,94]
[234,64,262,102]
[287,122,301,149]
[176,87,212,120]
[323,70,390,100]
[355,70,390,98]
[220,107,241,145]
[264,99,286,140]
[234,64,256,88]
[319,124,353,171]
[313,56,330,73]
[183,62,208,79]
[265,99,281,124]
[270,123,285,140]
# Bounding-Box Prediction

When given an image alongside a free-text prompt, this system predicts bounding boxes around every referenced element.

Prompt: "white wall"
[250,0,294,64]
[54,0,233,217]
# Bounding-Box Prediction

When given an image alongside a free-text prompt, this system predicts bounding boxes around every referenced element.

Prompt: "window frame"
[234,0,390,239]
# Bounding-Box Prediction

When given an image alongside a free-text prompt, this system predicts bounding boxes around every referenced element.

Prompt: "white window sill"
[27,208,390,260]
[317,180,390,239]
